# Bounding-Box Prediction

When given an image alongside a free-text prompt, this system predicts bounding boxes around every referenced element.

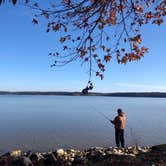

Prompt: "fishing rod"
[90,106,112,122]
[90,106,139,145]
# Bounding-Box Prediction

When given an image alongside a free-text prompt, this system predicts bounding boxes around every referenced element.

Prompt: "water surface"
[0,95,166,153]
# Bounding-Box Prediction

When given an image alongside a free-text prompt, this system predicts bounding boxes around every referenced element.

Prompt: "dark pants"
[115,129,125,148]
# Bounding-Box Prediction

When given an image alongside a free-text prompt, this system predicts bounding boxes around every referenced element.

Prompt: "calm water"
[0,95,166,153]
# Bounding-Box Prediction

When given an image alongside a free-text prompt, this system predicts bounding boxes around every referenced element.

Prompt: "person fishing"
[110,109,126,148]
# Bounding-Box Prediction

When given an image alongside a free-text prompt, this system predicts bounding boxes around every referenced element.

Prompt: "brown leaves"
[63,0,71,4]
[80,50,87,58]
[104,55,112,62]
[110,8,116,19]
[96,72,104,80]
[98,63,105,72]
[141,46,148,53]
[121,56,128,64]
[98,24,104,29]
[145,12,152,19]
[32,18,38,25]
[101,45,105,51]
[130,34,142,44]
[152,19,163,25]
[53,24,61,31]
[46,29,50,33]
[136,5,143,13]
[32,0,162,81]
[60,37,66,43]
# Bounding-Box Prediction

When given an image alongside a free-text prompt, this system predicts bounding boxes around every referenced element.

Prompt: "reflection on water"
[0,95,166,153]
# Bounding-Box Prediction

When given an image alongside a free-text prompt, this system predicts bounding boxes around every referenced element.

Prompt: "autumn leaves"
[5,0,165,81]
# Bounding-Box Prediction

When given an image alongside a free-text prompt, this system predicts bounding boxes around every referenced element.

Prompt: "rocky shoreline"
[0,144,166,166]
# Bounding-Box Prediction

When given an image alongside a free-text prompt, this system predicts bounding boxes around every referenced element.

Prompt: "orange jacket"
[112,112,126,129]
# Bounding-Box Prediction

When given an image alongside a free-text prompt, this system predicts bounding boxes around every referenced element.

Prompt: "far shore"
[0,91,166,98]
[1,91,166,98]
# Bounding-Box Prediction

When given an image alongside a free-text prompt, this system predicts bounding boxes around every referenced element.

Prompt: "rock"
[29,152,44,163]
[68,157,74,162]
[10,150,22,157]
[29,153,37,163]
[67,149,75,154]
[9,156,33,166]
[66,149,76,158]
[73,155,88,165]
[86,150,104,161]
[56,148,65,156]
[112,148,118,153]
[44,152,57,165]
[151,144,166,152]
[18,157,33,166]
[1,152,10,157]
[105,150,113,155]
[0,145,166,166]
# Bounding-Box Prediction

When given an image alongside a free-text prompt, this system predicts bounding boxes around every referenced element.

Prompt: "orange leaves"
[141,46,148,53]
[60,37,66,43]
[119,43,148,65]
[121,56,128,64]
[98,63,105,72]
[132,42,138,51]
[145,12,153,19]
[104,55,112,62]
[130,34,142,44]
[109,8,117,25]
[79,50,87,58]
[118,4,124,12]
[110,8,116,18]
[98,24,104,30]
[63,0,71,4]
[96,72,104,80]
[44,12,49,19]
[136,5,143,13]
[152,19,164,25]
[136,37,142,44]
[128,53,140,62]
[53,24,61,31]
[101,45,105,51]
[121,53,139,64]
[33,0,156,81]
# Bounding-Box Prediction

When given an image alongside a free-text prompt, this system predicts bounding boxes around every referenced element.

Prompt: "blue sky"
[0,2,166,92]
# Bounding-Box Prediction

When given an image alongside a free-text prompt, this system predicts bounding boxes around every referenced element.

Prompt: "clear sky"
[0,2,166,92]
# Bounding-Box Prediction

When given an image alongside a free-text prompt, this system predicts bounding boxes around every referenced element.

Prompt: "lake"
[0,95,166,153]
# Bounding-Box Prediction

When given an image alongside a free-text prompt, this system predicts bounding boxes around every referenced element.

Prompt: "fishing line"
[90,105,111,122]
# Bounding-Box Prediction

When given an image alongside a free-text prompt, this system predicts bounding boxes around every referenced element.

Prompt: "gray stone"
[56,148,65,156]
[9,156,33,166]
[44,152,57,165]
[18,157,33,166]
[10,150,22,157]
